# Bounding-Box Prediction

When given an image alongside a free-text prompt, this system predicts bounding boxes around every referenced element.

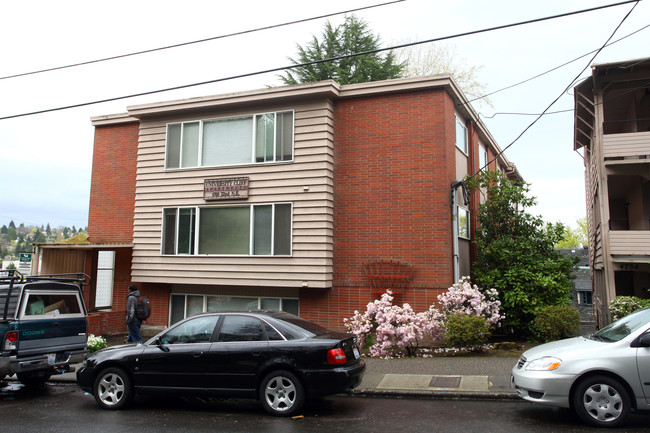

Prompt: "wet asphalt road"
[1,381,649,432]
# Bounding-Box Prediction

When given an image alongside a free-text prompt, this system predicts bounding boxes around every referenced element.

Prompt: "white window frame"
[95,250,115,308]
[458,206,470,239]
[165,110,294,170]
[169,294,299,324]
[479,142,488,170]
[161,203,293,257]
[455,115,468,155]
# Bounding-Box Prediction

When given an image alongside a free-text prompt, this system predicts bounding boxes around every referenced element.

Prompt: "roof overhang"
[33,243,134,251]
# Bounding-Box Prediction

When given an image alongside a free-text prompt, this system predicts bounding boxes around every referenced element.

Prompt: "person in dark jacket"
[126,284,143,343]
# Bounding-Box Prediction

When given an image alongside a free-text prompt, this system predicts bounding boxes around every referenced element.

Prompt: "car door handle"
[251,352,261,357]
[193,351,203,358]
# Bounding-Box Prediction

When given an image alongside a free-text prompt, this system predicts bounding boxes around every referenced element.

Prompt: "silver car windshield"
[592,308,650,342]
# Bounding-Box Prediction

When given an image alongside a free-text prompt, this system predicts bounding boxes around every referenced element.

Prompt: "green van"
[0,271,88,385]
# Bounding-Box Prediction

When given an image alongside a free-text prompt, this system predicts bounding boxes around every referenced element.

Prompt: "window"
[479,143,488,170]
[458,207,470,239]
[22,291,84,319]
[217,315,265,342]
[170,294,299,324]
[577,290,593,305]
[162,204,292,256]
[95,250,114,308]
[166,111,294,169]
[160,315,219,344]
[455,115,468,154]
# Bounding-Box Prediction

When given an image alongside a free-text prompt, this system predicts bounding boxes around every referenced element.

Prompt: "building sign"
[19,253,32,263]
[204,177,249,201]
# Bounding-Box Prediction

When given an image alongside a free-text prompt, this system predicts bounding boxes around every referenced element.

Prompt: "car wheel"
[17,372,51,386]
[259,370,305,416]
[93,367,133,410]
[573,375,630,428]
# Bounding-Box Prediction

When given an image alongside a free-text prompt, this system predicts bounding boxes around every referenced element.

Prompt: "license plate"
[353,347,360,359]
[47,354,56,365]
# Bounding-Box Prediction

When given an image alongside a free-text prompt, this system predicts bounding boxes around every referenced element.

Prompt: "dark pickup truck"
[0,270,89,385]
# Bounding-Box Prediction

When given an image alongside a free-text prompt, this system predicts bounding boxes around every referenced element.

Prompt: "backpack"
[135,296,151,321]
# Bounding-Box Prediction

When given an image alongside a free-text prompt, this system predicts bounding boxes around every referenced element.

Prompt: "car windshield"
[592,308,650,342]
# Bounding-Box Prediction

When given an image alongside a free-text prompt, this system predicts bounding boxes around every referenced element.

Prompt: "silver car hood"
[521,336,613,361]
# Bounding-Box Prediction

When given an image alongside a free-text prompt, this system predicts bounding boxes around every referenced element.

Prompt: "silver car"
[511,307,650,428]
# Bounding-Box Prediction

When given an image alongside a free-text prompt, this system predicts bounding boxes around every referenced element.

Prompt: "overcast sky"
[1,0,648,230]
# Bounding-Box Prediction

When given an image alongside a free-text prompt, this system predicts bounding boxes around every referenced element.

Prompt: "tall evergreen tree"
[280,15,404,85]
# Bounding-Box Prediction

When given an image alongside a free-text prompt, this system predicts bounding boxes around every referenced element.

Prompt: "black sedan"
[76,311,365,416]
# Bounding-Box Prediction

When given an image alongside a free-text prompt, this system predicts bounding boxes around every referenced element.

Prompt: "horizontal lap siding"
[609,231,650,256]
[603,131,650,158]
[131,101,335,287]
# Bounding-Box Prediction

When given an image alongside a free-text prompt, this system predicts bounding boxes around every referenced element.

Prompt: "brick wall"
[300,89,459,331]
[86,121,161,335]
[88,122,139,243]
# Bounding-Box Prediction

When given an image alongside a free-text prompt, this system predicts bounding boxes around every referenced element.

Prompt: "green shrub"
[609,296,650,322]
[444,313,491,352]
[532,305,580,342]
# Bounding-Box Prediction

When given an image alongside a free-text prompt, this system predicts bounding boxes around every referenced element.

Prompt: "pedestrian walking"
[126,284,143,342]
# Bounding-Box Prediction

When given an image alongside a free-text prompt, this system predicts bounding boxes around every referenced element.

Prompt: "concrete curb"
[349,388,520,401]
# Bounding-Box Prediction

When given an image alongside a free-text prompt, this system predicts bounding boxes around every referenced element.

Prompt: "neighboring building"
[574,57,650,327]
[33,76,520,335]
[558,248,595,334]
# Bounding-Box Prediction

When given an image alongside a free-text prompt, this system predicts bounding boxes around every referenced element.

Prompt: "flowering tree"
[437,277,504,326]
[344,291,442,358]
[343,278,503,358]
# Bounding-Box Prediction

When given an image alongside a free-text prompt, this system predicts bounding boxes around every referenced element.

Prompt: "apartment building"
[33,76,520,335]
[574,57,650,327]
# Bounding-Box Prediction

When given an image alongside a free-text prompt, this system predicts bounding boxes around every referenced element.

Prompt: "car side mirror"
[631,333,650,348]
[154,337,170,352]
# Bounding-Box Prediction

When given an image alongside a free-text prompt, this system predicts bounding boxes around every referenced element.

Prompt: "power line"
[466,22,650,107]
[480,78,650,119]
[468,0,641,181]
[0,0,639,121]
[480,109,573,119]
[0,1,405,81]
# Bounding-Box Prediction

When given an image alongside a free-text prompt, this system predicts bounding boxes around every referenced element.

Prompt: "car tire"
[572,375,631,428]
[93,367,133,410]
[17,372,51,386]
[259,370,305,417]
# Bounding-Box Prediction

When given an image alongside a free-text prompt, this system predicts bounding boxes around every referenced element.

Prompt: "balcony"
[603,131,650,160]
[609,226,650,256]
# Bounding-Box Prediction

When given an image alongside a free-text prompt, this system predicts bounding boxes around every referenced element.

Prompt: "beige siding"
[603,131,650,158]
[609,231,650,256]
[132,100,335,288]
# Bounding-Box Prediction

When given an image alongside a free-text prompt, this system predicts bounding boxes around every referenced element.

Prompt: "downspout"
[450,181,461,284]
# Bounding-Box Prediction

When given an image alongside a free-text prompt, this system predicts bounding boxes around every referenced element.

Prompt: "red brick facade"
[299,89,458,330]
[88,122,139,243]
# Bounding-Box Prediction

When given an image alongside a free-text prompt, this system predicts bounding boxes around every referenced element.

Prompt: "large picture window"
[162,203,292,256]
[170,294,299,324]
[166,111,294,169]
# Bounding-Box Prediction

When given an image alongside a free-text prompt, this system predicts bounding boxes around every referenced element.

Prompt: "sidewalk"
[19,351,520,401]
[354,356,519,400]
